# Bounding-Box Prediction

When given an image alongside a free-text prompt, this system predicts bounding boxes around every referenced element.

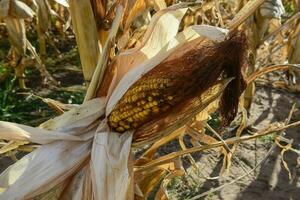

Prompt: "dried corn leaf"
[0,140,28,154]
[60,164,93,200]
[90,128,133,200]
[0,0,9,18]
[0,121,88,144]
[155,169,185,200]
[135,126,186,162]
[136,168,167,198]
[123,0,147,30]
[40,98,105,132]
[0,140,92,199]
[36,0,51,33]
[4,17,26,54]
[84,6,124,102]
[98,5,189,98]
[41,98,78,113]
[0,0,35,19]
[33,181,66,200]
[227,0,265,30]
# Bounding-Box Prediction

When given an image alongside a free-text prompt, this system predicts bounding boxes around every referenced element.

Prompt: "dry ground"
[166,84,300,200]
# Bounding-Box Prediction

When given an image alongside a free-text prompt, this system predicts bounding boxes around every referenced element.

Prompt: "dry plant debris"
[0,0,299,199]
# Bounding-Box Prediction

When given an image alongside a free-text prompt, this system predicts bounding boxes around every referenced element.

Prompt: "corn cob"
[108,31,248,134]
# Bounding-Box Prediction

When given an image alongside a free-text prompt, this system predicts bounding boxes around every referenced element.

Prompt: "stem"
[135,120,300,172]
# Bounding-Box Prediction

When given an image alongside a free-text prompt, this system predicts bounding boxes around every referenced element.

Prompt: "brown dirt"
[167,84,300,200]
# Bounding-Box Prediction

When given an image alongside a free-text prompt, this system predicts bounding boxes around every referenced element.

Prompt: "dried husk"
[4,17,26,54]
[97,4,190,98]
[0,1,259,199]
[0,140,92,199]
[0,98,105,199]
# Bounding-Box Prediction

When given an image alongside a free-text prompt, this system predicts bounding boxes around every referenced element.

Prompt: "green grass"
[258,134,274,143]
[0,73,52,126]
[0,67,84,126]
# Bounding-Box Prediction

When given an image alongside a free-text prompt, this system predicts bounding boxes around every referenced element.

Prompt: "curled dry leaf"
[52,0,69,7]
[97,5,189,98]
[4,17,26,54]
[36,0,51,33]
[0,141,29,155]
[0,121,89,144]
[0,140,92,199]
[0,0,35,19]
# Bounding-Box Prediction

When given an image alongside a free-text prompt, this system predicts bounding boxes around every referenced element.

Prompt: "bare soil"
[167,84,300,200]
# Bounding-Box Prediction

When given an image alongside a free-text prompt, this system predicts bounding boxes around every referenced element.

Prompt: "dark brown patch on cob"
[108,31,248,135]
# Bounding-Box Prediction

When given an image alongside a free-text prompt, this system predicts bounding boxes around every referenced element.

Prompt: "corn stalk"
[69,0,102,86]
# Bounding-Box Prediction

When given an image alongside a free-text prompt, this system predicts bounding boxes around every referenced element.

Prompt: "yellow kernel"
[132,95,138,101]
[124,125,130,129]
[143,103,150,109]
[109,115,119,123]
[147,96,153,101]
[137,112,144,118]
[126,117,133,122]
[116,127,125,132]
[142,109,150,115]
[167,96,174,100]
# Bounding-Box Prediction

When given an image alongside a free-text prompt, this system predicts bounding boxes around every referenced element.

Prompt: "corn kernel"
[116,127,125,132]
[167,96,173,100]
[126,117,133,122]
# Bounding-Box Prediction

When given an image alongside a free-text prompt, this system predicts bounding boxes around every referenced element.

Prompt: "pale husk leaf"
[40,98,105,133]
[0,121,90,144]
[103,5,188,101]
[0,140,92,199]
[90,127,133,200]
